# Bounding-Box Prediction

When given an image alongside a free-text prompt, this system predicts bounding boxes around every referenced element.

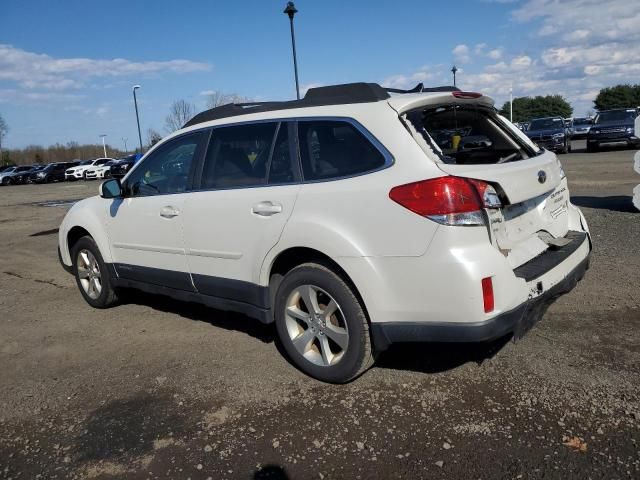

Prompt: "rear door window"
[297,120,386,181]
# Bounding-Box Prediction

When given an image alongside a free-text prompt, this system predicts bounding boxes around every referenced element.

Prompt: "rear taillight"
[452,91,483,99]
[389,176,502,226]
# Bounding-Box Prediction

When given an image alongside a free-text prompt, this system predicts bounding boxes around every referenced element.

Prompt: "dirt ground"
[1,140,639,480]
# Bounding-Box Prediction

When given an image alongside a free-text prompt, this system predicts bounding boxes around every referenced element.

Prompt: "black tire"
[71,236,119,308]
[274,262,374,383]
[587,142,599,153]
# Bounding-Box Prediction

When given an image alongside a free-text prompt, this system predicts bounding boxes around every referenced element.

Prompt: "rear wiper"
[496,152,520,164]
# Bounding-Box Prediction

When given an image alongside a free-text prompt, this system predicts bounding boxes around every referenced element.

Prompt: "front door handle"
[252,201,283,216]
[160,206,180,218]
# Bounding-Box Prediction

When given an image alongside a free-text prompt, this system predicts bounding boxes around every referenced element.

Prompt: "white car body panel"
[183,184,301,286]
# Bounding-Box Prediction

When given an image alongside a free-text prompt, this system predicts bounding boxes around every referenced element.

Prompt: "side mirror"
[99,178,123,199]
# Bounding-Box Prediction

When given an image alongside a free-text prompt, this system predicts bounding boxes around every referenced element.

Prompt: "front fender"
[58,196,111,267]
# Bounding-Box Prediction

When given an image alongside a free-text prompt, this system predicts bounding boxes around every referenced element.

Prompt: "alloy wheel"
[284,285,349,367]
[76,249,102,299]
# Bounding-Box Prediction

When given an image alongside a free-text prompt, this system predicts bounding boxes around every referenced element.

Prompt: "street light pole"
[284,2,300,100]
[122,137,128,153]
[451,65,458,88]
[132,85,143,154]
[100,134,107,157]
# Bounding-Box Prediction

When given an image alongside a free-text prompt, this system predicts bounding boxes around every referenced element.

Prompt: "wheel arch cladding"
[266,246,371,325]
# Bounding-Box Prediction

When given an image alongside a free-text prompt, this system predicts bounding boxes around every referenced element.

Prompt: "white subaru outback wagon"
[58,83,591,383]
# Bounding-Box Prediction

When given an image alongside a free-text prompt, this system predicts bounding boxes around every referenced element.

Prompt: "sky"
[2,0,639,150]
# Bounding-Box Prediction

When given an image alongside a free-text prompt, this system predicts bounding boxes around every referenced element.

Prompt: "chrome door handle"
[252,201,283,216]
[160,206,180,218]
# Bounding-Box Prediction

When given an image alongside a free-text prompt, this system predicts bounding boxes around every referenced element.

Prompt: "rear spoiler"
[384,83,461,94]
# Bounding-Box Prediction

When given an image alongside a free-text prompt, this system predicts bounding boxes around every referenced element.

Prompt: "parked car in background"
[525,117,571,153]
[587,109,639,152]
[58,82,591,382]
[85,159,117,180]
[31,162,74,183]
[109,154,139,178]
[0,165,38,185]
[65,158,113,180]
[0,165,36,185]
[571,117,593,139]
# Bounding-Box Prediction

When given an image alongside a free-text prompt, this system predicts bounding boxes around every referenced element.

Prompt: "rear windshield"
[529,118,564,130]
[595,110,636,124]
[405,105,539,165]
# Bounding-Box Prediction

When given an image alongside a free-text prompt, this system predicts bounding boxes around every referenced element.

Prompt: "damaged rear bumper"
[371,233,590,350]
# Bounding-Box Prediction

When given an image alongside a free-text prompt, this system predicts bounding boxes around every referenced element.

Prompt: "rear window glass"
[405,106,537,165]
[297,120,386,181]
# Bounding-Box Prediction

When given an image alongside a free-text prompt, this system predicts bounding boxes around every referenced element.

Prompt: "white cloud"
[452,44,471,64]
[487,48,504,60]
[384,0,640,116]
[0,44,211,92]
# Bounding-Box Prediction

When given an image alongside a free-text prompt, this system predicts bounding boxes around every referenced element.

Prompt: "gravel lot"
[1,141,639,479]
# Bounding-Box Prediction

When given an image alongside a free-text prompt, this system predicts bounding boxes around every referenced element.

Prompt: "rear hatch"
[389,92,571,269]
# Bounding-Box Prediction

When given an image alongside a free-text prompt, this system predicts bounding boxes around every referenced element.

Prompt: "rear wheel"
[72,236,119,308]
[274,263,374,383]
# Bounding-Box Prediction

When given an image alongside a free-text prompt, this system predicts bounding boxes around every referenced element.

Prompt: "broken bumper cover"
[370,234,590,350]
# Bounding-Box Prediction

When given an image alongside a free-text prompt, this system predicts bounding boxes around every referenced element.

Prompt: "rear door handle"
[160,206,180,218]
[252,201,283,216]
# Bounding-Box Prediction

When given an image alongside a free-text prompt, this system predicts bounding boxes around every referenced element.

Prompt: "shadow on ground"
[120,291,513,376]
[375,336,511,374]
[120,290,276,344]
[571,195,636,213]
[254,465,290,479]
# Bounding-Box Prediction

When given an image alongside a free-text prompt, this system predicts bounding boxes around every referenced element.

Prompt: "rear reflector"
[452,91,483,99]
[481,277,494,313]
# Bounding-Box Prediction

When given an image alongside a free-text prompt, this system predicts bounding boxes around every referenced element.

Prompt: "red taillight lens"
[389,177,483,217]
[481,277,494,313]
[452,91,483,99]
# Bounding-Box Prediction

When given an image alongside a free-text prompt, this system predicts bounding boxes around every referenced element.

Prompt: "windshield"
[595,110,636,124]
[574,118,592,126]
[16,166,32,172]
[529,118,564,130]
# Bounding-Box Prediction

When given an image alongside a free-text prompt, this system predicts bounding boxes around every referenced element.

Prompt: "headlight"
[37,172,46,177]
[591,129,600,134]
[553,133,565,139]
[626,127,634,134]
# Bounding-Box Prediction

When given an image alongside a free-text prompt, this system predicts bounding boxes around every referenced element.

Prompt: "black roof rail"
[384,83,461,94]
[183,82,391,128]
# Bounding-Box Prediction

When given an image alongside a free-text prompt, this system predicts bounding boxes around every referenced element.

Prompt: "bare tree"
[165,99,196,133]
[205,91,251,109]
[0,114,8,165]
[147,128,163,148]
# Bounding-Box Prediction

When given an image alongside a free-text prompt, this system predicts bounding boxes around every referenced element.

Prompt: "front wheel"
[274,263,374,383]
[72,236,119,308]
